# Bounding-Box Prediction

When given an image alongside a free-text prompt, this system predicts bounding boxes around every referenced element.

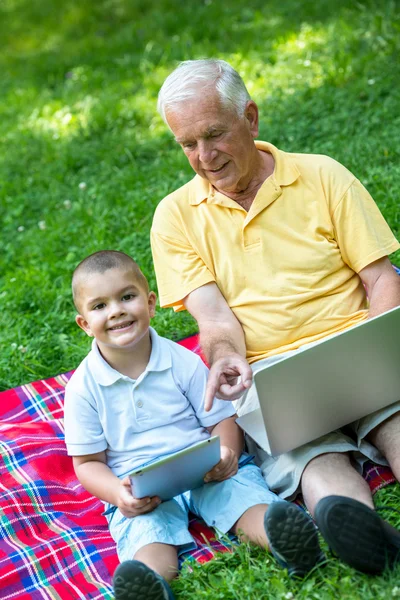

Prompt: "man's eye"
[183,142,196,150]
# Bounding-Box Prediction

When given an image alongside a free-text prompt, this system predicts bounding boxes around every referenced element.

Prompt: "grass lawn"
[1,0,400,597]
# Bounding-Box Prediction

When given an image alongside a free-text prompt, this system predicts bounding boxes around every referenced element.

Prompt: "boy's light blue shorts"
[107,456,280,561]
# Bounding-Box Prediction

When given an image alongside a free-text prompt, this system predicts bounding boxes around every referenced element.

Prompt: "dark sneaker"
[113,560,175,600]
[315,495,400,574]
[264,501,324,577]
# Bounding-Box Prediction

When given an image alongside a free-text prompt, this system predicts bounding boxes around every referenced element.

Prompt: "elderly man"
[151,59,400,575]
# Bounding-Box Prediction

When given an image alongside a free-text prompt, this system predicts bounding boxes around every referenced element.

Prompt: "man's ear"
[75,314,94,337]
[148,291,157,318]
[244,100,259,138]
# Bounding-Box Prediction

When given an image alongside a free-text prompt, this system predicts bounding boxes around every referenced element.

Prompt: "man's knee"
[301,452,352,484]
[367,411,400,448]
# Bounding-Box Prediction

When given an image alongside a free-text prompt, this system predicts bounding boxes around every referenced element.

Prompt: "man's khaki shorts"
[233,347,400,499]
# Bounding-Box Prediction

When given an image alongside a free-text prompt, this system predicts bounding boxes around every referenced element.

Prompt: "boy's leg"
[231,503,269,547]
[190,462,322,577]
[232,501,322,577]
[113,549,176,600]
[109,499,194,599]
[134,542,178,581]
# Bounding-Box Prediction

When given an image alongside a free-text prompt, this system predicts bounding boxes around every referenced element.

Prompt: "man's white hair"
[157,59,251,124]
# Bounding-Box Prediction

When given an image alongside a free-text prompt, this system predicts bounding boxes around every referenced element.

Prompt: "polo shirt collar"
[188,141,299,206]
[189,174,211,206]
[256,141,300,187]
[87,327,172,387]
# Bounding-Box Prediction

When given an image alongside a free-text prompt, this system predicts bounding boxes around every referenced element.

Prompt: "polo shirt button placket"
[136,400,143,408]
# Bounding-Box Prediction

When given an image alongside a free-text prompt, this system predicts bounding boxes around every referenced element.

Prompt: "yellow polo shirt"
[151,142,400,363]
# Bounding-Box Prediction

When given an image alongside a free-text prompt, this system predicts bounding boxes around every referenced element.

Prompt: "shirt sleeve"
[151,204,215,311]
[64,384,107,456]
[183,356,236,427]
[331,178,400,273]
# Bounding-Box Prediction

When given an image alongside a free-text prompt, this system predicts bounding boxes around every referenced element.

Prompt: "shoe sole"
[113,560,170,600]
[315,496,395,574]
[264,502,323,577]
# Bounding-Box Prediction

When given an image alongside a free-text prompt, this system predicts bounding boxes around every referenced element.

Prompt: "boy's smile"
[108,320,134,331]
[75,267,156,357]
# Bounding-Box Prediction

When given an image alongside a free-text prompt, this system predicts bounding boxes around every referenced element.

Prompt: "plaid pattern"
[0,327,398,599]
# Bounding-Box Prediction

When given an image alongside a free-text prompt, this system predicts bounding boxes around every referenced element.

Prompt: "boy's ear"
[148,291,157,318]
[75,314,94,337]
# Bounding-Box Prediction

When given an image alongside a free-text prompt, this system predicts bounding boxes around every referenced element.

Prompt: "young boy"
[64,250,322,600]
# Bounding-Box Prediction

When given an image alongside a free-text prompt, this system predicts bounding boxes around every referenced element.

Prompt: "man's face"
[166,91,259,194]
[75,267,156,353]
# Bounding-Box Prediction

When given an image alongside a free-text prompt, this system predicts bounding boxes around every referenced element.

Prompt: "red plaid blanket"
[0,333,396,599]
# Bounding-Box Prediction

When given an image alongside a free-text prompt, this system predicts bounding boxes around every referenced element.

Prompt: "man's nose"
[198,140,218,165]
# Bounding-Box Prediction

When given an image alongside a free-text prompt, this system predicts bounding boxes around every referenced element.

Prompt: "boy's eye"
[93,303,105,310]
[122,293,135,301]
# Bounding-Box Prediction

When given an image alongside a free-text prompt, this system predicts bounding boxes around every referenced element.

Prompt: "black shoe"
[314,495,400,574]
[264,502,324,577]
[113,560,175,600]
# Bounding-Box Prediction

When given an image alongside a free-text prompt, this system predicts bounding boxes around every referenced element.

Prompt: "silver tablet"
[129,436,220,501]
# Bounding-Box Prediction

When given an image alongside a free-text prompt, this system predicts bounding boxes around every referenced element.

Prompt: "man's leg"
[366,412,400,480]
[301,451,400,575]
[301,452,374,516]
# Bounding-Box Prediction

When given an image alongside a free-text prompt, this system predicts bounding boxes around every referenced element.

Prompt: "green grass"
[1,0,400,597]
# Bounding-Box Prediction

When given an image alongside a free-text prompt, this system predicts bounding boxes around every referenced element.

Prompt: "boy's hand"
[204,445,238,483]
[117,477,161,518]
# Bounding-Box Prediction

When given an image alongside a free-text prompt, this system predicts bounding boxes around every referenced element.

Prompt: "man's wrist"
[209,349,245,365]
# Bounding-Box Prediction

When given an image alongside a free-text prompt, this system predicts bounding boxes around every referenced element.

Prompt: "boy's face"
[75,267,156,352]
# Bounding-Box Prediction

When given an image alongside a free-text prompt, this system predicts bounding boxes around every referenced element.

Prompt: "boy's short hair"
[72,250,149,311]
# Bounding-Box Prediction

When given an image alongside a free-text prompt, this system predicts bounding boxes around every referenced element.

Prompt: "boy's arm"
[73,452,160,518]
[204,415,244,483]
[208,415,244,458]
[180,355,240,483]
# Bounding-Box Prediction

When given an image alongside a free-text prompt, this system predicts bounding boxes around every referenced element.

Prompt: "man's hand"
[205,354,253,411]
[183,283,252,412]
[117,477,161,518]
[204,445,239,483]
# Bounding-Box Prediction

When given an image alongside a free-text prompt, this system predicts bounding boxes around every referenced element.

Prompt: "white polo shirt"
[64,328,235,478]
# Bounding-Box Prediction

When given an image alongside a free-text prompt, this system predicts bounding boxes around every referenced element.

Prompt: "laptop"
[236,306,400,456]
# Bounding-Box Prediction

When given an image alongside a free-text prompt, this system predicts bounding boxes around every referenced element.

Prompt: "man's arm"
[358,257,400,318]
[184,282,253,410]
[73,452,160,517]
